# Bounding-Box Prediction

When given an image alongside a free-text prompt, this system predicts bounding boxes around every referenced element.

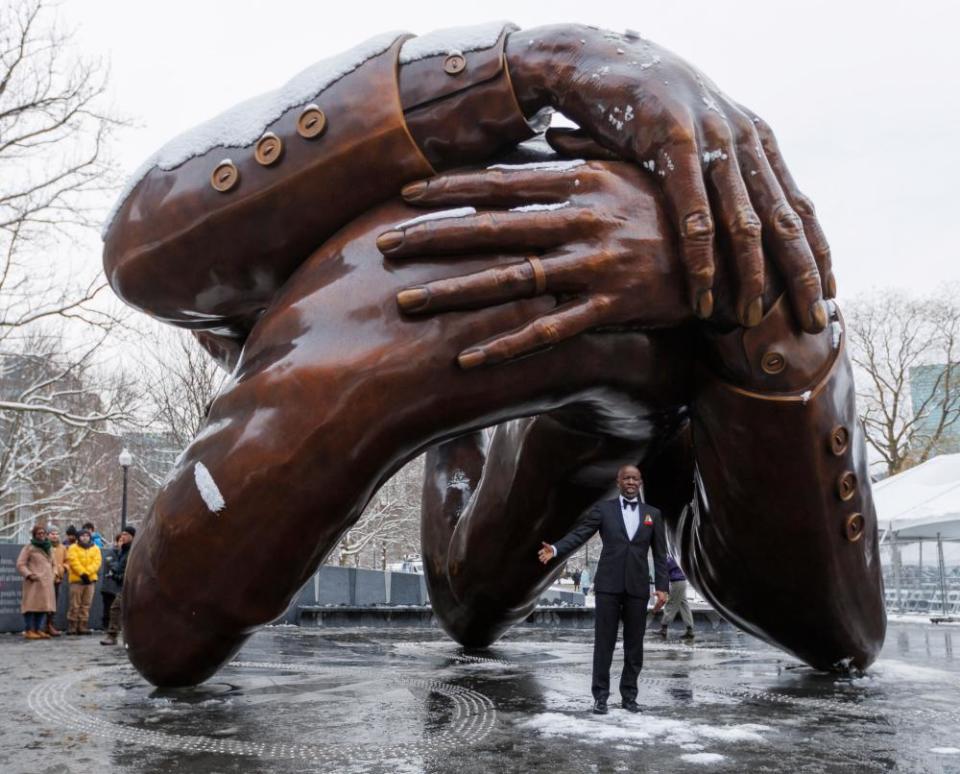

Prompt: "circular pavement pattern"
[27,660,497,768]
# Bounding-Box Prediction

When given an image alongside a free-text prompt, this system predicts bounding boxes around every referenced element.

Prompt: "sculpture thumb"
[545,127,619,161]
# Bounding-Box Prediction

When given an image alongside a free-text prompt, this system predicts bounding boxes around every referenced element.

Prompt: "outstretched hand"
[503,25,833,332]
[381,161,691,369]
[538,542,556,564]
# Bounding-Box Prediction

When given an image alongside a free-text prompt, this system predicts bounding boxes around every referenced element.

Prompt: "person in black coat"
[539,465,668,715]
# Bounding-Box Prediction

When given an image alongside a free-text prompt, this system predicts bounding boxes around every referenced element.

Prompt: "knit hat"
[65,525,77,536]
[121,525,137,537]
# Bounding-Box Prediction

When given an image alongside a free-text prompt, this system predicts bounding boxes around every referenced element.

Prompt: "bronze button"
[443,53,467,75]
[844,513,865,542]
[297,105,327,139]
[829,426,850,456]
[837,471,857,501]
[760,351,785,375]
[210,160,239,192]
[254,132,283,166]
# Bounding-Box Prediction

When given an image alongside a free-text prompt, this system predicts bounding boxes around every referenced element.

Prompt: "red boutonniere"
[643,513,654,526]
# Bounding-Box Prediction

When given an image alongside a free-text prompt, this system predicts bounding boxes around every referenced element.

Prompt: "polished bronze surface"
[102,23,884,686]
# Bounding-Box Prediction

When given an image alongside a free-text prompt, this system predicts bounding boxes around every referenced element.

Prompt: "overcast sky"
[60,0,958,300]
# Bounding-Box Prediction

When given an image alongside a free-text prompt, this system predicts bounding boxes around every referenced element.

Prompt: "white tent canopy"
[873,454,960,541]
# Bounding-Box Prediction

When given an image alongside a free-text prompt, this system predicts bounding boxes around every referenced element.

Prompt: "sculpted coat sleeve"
[102,24,533,338]
[678,294,886,671]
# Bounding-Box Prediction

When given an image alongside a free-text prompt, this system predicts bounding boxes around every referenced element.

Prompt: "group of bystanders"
[15,521,135,646]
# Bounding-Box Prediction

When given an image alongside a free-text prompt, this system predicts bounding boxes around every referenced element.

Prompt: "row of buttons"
[209,105,328,193]
[828,425,865,542]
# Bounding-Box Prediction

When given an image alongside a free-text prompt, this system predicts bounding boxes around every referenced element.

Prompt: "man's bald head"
[617,465,642,498]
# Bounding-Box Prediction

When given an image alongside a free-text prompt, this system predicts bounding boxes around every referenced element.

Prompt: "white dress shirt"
[621,496,641,540]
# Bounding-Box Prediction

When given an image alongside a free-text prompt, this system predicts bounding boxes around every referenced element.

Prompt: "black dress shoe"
[622,699,641,713]
[592,699,608,715]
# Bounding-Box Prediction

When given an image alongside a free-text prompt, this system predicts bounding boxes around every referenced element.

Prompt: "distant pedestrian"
[572,568,582,592]
[16,525,56,641]
[581,566,592,597]
[66,528,102,635]
[99,536,121,630]
[101,526,135,646]
[82,521,106,549]
[64,525,78,547]
[659,555,695,641]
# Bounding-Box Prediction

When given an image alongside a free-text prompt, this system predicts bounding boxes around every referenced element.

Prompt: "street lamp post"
[118,448,133,532]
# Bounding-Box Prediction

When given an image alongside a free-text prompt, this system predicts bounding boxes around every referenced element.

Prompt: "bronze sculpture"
[101,23,883,687]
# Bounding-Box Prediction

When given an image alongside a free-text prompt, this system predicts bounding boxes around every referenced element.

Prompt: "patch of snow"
[487,159,585,172]
[398,21,509,63]
[681,753,726,765]
[519,712,772,748]
[642,159,656,173]
[395,207,476,229]
[510,202,570,213]
[447,470,472,492]
[830,321,843,349]
[194,462,226,513]
[103,32,405,236]
[931,747,960,754]
[702,149,728,163]
[858,659,958,683]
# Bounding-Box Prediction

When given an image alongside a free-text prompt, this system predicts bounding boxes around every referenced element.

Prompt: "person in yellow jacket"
[65,528,102,635]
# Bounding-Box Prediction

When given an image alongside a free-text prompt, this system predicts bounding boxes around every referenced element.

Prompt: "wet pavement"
[2,618,959,773]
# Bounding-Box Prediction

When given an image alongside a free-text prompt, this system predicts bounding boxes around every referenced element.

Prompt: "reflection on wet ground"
[3,620,960,773]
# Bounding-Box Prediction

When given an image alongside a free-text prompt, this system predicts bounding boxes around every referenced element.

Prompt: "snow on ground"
[854,659,960,684]
[518,711,773,760]
[680,752,727,765]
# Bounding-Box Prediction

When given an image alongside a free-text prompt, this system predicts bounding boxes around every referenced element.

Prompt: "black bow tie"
[622,500,638,510]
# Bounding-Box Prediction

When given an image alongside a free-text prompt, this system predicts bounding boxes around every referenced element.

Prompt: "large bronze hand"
[380,161,693,369]
[502,26,832,331]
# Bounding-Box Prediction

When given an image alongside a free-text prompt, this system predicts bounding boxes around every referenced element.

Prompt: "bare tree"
[0,332,137,540]
[336,456,424,568]
[845,288,960,476]
[1,0,125,344]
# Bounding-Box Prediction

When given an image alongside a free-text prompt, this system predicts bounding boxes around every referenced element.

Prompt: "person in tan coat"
[65,528,102,635]
[47,527,66,636]
[16,525,57,640]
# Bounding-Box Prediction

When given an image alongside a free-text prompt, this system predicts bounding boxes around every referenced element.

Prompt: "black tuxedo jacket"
[554,497,668,597]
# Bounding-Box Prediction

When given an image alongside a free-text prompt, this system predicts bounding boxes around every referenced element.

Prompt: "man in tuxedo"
[538,465,668,715]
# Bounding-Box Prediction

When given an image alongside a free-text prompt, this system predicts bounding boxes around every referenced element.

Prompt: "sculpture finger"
[377,208,597,258]
[738,105,835,299]
[545,127,621,161]
[657,141,717,319]
[703,143,765,327]
[401,167,579,209]
[397,259,549,314]
[738,152,827,333]
[457,296,608,369]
